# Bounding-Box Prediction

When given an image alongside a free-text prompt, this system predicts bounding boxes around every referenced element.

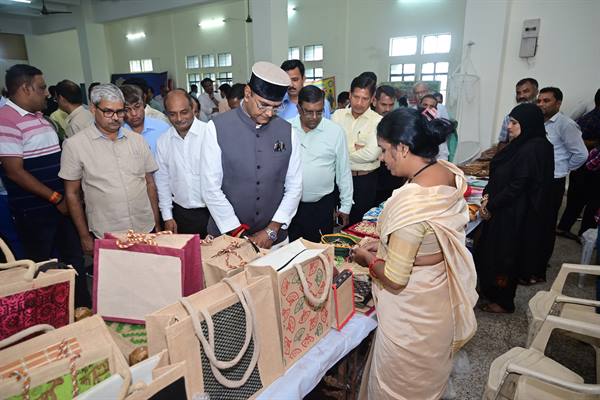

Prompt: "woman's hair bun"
[421,116,453,146]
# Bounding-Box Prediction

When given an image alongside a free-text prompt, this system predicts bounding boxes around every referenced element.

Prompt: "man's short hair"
[5,64,43,97]
[200,78,213,87]
[123,77,150,94]
[358,71,377,86]
[164,88,194,110]
[280,59,305,77]
[228,83,246,101]
[594,88,600,107]
[120,84,144,105]
[90,83,124,106]
[413,81,430,93]
[516,78,538,88]
[219,83,232,97]
[540,86,563,102]
[190,84,198,92]
[420,94,438,105]
[350,75,376,97]
[337,91,349,104]
[56,80,83,105]
[375,85,395,100]
[432,92,443,103]
[298,85,324,106]
[88,82,100,100]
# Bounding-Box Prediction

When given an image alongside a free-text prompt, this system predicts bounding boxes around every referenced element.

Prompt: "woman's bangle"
[48,191,63,205]
[368,257,384,278]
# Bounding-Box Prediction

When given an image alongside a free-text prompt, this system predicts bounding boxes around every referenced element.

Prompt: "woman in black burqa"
[475,103,555,313]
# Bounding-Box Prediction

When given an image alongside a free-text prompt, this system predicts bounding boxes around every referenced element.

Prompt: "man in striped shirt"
[0,64,90,307]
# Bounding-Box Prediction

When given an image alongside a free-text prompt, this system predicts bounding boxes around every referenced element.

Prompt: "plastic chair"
[484,315,600,400]
[454,140,480,165]
[527,263,600,380]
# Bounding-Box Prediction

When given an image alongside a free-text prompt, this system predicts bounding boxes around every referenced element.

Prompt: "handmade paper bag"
[201,235,263,287]
[0,315,131,400]
[146,271,284,399]
[331,269,355,330]
[247,239,335,368]
[93,231,202,324]
[0,238,75,341]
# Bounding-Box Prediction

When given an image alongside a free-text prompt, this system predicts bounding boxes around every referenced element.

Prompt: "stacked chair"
[484,263,600,399]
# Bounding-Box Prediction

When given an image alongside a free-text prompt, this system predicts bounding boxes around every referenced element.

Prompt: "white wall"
[289,0,466,94]
[459,0,600,148]
[24,29,85,85]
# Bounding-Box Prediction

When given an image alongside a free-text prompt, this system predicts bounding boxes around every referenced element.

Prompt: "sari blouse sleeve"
[382,222,428,286]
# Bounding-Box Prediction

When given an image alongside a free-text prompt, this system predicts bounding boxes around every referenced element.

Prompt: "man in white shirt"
[537,86,588,265]
[201,62,302,248]
[288,85,352,242]
[155,89,209,236]
[198,78,221,120]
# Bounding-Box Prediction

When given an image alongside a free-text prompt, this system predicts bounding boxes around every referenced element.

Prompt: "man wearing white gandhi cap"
[200,61,303,248]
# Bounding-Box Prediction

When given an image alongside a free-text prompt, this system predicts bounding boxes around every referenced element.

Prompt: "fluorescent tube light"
[198,18,225,29]
[126,32,146,40]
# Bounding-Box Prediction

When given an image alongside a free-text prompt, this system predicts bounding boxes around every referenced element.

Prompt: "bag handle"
[0,237,16,263]
[180,278,260,389]
[293,253,333,307]
[0,324,55,350]
[0,259,39,281]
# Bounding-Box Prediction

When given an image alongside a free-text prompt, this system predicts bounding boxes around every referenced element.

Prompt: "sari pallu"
[361,160,478,400]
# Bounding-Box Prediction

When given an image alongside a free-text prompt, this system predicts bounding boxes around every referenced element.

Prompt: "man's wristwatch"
[265,228,277,242]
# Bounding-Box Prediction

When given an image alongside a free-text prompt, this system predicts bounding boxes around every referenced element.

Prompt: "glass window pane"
[404,75,415,82]
[304,45,314,61]
[218,53,232,67]
[389,36,417,56]
[390,64,403,74]
[202,54,215,68]
[129,60,141,73]
[435,62,449,73]
[436,74,448,90]
[186,55,199,69]
[315,68,323,78]
[288,47,300,60]
[314,45,323,61]
[421,63,434,74]
[404,63,416,74]
[142,59,153,72]
[422,35,437,54]
[390,76,402,82]
[437,34,451,53]
[422,74,434,81]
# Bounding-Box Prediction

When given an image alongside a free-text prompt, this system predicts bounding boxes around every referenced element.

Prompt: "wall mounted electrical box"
[519,18,540,58]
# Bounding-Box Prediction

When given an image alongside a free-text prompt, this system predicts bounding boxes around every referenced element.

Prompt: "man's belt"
[351,169,376,177]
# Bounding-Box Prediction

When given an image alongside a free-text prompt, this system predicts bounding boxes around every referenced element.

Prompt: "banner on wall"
[380,80,441,106]
[110,72,168,97]
[310,76,337,109]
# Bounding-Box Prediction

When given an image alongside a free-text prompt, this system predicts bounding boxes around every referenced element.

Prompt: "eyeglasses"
[97,107,126,118]
[299,106,324,118]
[251,94,283,114]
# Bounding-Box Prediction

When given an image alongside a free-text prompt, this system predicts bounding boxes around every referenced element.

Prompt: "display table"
[258,313,378,400]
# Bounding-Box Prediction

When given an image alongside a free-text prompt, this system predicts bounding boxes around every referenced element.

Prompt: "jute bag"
[247,239,335,368]
[93,231,202,324]
[78,350,192,400]
[201,235,263,287]
[0,315,131,400]
[0,238,75,341]
[146,271,284,399]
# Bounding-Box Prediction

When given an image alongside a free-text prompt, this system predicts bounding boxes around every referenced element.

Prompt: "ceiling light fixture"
[288,5,296,16]
[126,32,146,40]
[198,18,225,29]
[10,0,32,3]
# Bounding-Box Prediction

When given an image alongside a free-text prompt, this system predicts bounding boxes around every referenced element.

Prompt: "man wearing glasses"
[59,84,161,255]
[288,85,352,242]
[201,62,302,248]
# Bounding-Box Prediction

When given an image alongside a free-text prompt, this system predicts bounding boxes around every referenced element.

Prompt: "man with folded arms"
[59,84,160,255]
[201,62,302,248]
[288,85,352,242]
[155,89,210,236]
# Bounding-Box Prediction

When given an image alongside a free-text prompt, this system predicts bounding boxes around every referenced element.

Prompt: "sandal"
[479,303,514,314]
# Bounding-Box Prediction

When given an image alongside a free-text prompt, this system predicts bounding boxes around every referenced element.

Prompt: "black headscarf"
[491,103,547,166]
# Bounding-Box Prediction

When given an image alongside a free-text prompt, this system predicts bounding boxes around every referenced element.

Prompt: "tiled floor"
[452,222,597,399]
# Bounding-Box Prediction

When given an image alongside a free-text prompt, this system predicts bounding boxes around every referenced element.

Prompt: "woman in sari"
[351,108,478,399]
[475,103,554,313]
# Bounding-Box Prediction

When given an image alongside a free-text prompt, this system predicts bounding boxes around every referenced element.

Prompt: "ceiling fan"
[40,0,72,15]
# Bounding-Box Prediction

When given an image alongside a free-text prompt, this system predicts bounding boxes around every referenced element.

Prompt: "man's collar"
[6,99,37,117]
[547,112,561,123]
[91,123,126,140]
[169,118,204,139]
[291,115,325,133]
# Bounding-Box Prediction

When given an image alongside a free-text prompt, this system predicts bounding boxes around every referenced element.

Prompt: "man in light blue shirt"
[537,86,587,265]
[121,84,169,155]
[279,59,331,121]
[288,85,352,242]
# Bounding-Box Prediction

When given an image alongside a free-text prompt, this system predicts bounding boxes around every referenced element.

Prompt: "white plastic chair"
[454,140,480,165]
[484,315,600,400]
